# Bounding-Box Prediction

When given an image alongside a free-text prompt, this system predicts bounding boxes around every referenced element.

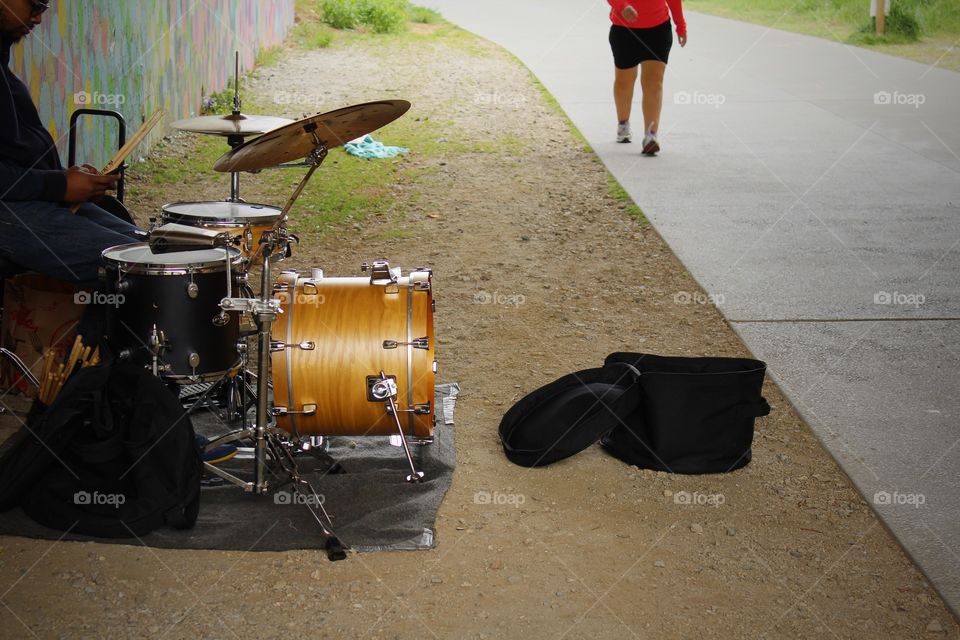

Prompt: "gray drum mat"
[0,384,459,553]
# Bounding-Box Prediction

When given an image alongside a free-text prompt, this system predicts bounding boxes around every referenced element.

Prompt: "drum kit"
[98,70,434,559]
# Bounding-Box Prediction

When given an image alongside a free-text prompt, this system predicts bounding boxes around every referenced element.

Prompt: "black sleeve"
[0,156,66,202]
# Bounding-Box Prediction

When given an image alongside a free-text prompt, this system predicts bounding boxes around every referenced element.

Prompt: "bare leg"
[640,60,667,133]
[613,66,638,123]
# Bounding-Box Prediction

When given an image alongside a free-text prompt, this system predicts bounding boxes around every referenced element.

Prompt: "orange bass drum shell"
[270,269,436,438]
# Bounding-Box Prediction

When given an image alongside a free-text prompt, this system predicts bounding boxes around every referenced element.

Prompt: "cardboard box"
[1,274,84,396]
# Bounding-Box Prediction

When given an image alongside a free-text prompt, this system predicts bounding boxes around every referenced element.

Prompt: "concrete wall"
[9,0,295,168]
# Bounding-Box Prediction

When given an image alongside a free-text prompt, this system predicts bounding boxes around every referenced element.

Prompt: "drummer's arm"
[0,156,67,202]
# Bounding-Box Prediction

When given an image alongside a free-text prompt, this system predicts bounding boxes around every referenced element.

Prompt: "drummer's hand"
[622,5,638,22]
[63,165,119,205]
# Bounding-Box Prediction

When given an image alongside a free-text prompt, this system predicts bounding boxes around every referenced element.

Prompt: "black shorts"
[609,20,673,68]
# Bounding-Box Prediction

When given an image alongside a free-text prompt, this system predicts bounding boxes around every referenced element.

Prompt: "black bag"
[0,362,202,537]
[499,353,770,474]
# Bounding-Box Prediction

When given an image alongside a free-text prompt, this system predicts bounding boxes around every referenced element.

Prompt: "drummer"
[0,0,143,287]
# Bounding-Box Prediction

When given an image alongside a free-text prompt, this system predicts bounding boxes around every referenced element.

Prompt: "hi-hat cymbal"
[213,100,411,173]
[171,113,294,137]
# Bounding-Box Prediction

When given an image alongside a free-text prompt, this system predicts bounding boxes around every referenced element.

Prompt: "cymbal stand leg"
[267,435,346,560]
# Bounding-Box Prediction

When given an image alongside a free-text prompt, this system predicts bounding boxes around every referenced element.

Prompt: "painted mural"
[8,0,295,168]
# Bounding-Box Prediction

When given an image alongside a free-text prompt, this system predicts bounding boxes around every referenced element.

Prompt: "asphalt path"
[425,0,960,614]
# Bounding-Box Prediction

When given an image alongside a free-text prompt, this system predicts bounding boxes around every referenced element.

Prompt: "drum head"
[161,201,282,225]
[102,243,240,273]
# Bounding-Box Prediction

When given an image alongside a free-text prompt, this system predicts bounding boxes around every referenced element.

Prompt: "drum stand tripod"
[195,143,353,559]
[192,232,343,559]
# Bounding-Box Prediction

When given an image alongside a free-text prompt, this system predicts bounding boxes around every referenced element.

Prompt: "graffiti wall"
[9,0,295,168]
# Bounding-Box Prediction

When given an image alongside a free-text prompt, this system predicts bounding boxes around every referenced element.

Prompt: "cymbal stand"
[210,144,344,559]
[227,51,244,203]
[227,137,244,203]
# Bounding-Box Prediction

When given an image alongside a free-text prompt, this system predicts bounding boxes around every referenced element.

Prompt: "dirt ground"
[2,25,959,640]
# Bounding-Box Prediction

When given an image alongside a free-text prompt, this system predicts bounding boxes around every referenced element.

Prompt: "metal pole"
[253,246,273,493]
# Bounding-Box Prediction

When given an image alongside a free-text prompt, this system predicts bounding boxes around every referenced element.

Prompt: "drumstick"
[102,109,164,175]
[38,349,56,402]
[65,336,83,371]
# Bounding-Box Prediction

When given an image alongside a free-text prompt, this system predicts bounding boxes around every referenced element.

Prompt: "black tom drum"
[102,243,243,383]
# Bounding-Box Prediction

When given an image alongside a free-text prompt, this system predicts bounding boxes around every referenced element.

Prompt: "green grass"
[684,0,960,67]
[607,175,647,225]
[254,46,282,68]
[319,0,412,33]
[200,87,236,115]
[291,21,335,48]
[409,6,442,24]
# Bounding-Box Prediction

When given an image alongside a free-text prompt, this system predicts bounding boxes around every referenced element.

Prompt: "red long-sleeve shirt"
[608,0,687,37]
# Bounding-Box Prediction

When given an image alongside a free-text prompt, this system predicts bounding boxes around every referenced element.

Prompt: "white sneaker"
[642,131,660,155]
[616,122,632,143]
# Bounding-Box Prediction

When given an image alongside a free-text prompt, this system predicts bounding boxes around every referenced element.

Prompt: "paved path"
[426,0,960,614]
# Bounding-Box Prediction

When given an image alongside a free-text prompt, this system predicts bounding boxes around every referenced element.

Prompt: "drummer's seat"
[0,255,40,395]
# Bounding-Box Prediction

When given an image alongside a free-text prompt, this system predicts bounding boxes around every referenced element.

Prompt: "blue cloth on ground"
[343,135,409,159]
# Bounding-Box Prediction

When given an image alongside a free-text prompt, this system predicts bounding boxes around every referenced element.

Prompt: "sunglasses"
[29,0,50,18]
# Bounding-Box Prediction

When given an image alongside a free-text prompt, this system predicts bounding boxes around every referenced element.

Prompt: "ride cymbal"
[171,113,294,137]
[213,100,411,173]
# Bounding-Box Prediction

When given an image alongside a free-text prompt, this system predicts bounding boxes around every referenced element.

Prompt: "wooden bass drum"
[271,264,436,439]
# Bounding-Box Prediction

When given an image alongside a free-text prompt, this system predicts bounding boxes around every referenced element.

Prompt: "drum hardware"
[272,404,318,417]
[303,435,327,451]
[195,421,344,559]
[390,434,435,447]
[370,372,425,483]
[148,324,169,377]
[382,337,429,350]
[361,260,397,285]
[270,340,315,351]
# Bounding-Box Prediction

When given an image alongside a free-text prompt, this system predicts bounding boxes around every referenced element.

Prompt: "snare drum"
[160,201,282,260]
[271,265,436,439]
[102,243,243,383]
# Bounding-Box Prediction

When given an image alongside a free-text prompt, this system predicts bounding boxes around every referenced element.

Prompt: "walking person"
[608,0,687,155]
